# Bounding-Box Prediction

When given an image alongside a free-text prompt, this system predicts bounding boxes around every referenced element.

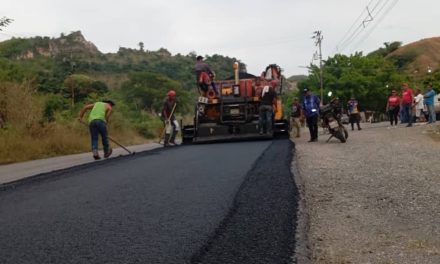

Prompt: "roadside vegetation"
[0,31,243,164]
[0,29,439,164]
[295,41,440,110]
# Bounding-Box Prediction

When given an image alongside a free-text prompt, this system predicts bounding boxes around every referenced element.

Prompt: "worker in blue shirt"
[301,88,321,142]
[424,83,436,124]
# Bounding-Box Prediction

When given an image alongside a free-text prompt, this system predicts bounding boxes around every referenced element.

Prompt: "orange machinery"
[182,63,289,143]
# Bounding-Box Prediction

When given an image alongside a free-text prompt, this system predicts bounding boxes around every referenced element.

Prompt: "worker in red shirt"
[194,56,218,96]
[386,89,401,128]
[401,83,414,127]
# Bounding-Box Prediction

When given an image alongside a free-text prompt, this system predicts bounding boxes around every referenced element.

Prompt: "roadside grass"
[0,124,89,164]
[0,81,191,164]
[0,81,150,164]
[0,122,147,165]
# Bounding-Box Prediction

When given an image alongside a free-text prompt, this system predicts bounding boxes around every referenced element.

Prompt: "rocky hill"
[387,36,440,77]
[0,31,100,60]
[0,31,249,94]
[284,75,307,92]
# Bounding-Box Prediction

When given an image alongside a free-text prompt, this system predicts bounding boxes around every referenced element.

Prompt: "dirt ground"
[292,122,440,264]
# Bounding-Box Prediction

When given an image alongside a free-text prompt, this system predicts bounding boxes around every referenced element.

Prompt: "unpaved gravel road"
[293,122,440,264]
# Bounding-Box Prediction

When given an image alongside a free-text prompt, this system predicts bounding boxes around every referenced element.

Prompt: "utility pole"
[312,31,324,105]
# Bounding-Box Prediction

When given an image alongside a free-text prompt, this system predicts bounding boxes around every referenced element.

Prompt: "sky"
[1,0,439,77]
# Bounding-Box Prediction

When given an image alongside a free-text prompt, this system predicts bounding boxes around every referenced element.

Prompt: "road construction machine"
[182,63,289,143]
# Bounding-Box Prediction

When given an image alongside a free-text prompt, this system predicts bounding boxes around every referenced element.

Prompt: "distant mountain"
[287,75,307,82]
[0,31,305,96]
[0,31,100,59]
[0,31,246,92]
[386,36,440,77]
[284,75,307,91]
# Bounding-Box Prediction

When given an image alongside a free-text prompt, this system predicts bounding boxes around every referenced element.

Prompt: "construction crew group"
[78,56,282,159]
[290,82,437,142]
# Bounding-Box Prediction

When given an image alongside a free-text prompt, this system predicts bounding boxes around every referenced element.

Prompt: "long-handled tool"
[80,120,135,156]
[108,135,135,155]
[158,103,177,145]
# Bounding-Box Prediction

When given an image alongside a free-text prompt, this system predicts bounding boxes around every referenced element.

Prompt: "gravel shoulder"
[293,122,440,264]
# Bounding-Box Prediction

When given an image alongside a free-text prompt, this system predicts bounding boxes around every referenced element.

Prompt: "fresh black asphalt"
[191,139,298,264]
[0,140,298,264]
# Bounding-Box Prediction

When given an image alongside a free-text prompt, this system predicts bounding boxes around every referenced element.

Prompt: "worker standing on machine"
[194,55,218,96]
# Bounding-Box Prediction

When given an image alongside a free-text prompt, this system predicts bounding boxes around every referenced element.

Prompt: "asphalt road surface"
[0,139,298,264]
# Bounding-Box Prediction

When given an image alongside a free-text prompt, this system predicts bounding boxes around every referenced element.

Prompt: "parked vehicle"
[320,103,348,143]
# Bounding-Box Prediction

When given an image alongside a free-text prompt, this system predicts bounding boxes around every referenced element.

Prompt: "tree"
[299,53,406,112]
[138,42,144,52]
[368,41,402,57]
[63,74,108,107]
[119,72,191,113]
[0,17,13,30]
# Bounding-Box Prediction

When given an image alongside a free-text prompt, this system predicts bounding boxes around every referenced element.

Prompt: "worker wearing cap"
[78,100,115,160]
[302,88,320,142]
[162,90,178,146]
[194,56,218,95]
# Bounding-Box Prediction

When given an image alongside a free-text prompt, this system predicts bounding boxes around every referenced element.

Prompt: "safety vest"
[88,102,106,123]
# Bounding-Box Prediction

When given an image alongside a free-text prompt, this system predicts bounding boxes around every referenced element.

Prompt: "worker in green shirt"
[78,100,115,160]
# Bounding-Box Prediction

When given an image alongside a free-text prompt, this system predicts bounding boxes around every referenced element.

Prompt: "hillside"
[387,36,440,77]
[284,75,307,92]
[0,31,247,92]
[0,31,251,163]
[0,31,100,59]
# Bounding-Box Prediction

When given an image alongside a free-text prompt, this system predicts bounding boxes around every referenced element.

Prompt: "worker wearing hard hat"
[162,90,178,146]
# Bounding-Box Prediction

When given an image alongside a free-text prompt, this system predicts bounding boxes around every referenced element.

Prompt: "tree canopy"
[299,52,408,111]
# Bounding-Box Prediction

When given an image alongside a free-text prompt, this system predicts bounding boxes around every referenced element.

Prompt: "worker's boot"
[164,134,170,147]
[104,148,112,158]
[92,149,101,160]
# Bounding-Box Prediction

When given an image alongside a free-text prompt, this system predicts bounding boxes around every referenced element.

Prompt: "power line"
[337,0,387,53]
[334,0,374,53]
[335,0,397,54]
[344,0,390,52]
[349,0,399,53]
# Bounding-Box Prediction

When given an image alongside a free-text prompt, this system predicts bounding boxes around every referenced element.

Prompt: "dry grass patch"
[407,240,440,256]
[0,81,148,164]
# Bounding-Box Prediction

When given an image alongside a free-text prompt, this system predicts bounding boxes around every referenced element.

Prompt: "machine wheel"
[334,128,346,143]
[343,127,349,140]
